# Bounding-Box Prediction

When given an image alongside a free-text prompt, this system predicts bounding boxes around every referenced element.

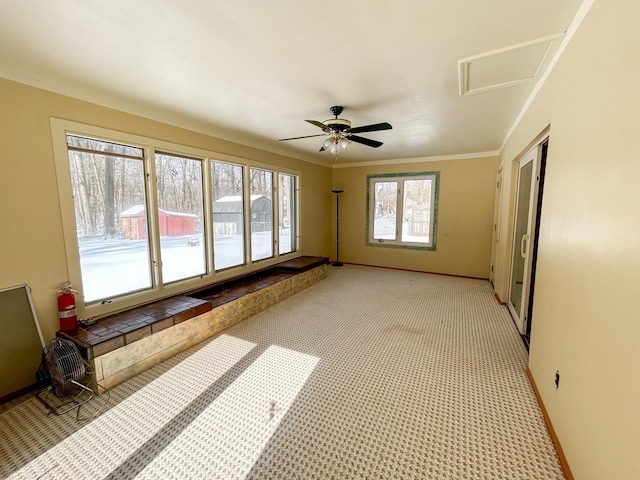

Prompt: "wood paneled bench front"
[57,256,329,391]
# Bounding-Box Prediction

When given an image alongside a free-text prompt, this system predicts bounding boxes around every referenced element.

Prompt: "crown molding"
[332,151,500,168]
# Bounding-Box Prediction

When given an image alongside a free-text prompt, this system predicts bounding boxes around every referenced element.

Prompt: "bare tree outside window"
[66,135,151,302]
[60,128,299,310]
[402,179,432,243]
[368,172,439,250]
[155,152,206,283]
[373,181,398,240]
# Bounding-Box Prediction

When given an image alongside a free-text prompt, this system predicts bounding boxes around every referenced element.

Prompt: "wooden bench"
[57,256,329,390]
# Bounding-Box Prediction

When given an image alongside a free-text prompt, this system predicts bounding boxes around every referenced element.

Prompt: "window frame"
[366,171,439,250]
[211,159,247,272]
[51,118,300,319]
[154,150,207,286]
[249,166,275,262]
[278,172,297,256]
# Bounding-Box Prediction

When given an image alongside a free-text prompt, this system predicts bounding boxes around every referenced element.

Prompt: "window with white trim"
[367,172,439,250]
[278,173,296,255]
[53,120,299,314]
[155,151,206,284]
[66,134,152,302]
[249,167,274,262]
[211,160,245,271]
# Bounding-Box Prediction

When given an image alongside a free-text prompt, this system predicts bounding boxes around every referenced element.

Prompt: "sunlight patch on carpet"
[139,345,319,479]
[7,334,256,480]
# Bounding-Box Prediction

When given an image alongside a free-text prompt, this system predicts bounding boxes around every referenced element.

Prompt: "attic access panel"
[459,33,565,95]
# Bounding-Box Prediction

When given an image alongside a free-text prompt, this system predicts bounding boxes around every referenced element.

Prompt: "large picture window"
[53,120,300,315]
[367,172,439,250]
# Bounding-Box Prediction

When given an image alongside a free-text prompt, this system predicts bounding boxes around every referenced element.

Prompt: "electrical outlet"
[555,371,560,389]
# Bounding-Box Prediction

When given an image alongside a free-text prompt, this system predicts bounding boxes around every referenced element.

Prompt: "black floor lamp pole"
[332,189,344,267]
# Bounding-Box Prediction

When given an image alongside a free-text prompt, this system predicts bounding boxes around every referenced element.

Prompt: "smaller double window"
[367,172,439,250]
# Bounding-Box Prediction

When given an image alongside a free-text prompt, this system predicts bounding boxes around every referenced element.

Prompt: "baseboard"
[494,292,506,305]
[526,368,574,480]
[0,383,38,405]
[341,262,489,281]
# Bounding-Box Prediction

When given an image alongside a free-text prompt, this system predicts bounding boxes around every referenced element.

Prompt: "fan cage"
[36,338,94,416]
[46,339,86,397]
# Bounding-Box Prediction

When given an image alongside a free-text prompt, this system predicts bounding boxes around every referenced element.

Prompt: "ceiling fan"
[279,106,392,159]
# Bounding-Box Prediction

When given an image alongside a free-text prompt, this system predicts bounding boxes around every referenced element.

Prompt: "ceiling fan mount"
[279,106,392,159]
[329,105,344,117]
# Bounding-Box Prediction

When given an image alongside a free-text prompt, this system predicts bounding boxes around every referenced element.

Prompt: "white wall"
[495,0,640,478]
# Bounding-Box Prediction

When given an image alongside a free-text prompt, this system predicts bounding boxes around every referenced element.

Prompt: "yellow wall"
[495,0,640,478]
[332,156,499,278]
[4,2,638,474]
[0,77,333,344]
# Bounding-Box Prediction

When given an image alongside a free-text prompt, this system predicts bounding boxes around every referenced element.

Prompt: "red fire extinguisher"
[57,285,79,332]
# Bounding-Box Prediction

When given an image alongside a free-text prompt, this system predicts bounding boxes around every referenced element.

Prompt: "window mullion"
[202,158,214,276]
[146,148,163,290]
[294,177,301,251]
[273,178,279,253]
[395,184,403,242]
[368,179,375,243]
[243,165,252,266]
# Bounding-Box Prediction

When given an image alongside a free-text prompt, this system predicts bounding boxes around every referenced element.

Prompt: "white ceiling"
[0,0,585,165]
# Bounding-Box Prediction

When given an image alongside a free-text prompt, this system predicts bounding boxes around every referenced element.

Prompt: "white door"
[507,145,542,335]
[489,169,503,285]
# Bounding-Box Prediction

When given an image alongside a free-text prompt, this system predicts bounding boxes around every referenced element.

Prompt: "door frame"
[507,142,544,336]
[490,168,503,286]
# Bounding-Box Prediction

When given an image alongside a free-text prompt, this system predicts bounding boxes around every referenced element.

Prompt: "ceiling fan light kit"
[279,106,392,161]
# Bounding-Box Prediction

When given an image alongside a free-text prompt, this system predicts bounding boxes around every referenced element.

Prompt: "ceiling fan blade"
[347,122,392,134]
[349,135,383,148]
[305,120,331,132]
[278,134,327,141]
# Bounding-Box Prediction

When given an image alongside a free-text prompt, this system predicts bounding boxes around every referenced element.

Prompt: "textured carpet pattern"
[0,265,564,479]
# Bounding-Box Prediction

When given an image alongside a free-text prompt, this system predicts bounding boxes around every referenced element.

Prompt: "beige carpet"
[0,265,564,479]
